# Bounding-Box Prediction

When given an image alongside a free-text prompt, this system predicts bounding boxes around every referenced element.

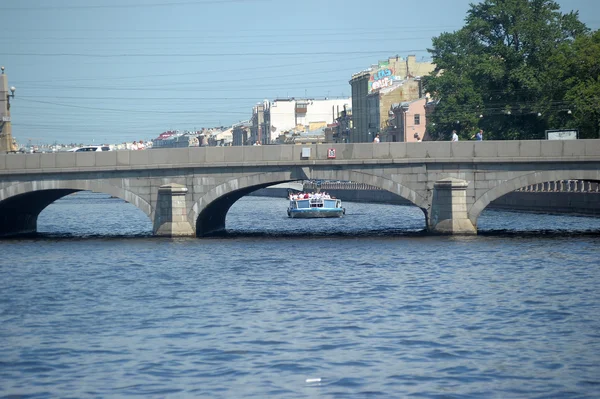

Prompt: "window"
[414,114,421,125]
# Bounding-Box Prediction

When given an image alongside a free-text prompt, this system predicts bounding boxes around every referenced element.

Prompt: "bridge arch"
[0,180,152,236]
[192,169,427,236]
[469,169,600,225]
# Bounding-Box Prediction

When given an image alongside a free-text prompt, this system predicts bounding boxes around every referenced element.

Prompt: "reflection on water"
[0,192,599,398]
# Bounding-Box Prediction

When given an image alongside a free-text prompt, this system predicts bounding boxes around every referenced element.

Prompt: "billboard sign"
[546,129,578,140]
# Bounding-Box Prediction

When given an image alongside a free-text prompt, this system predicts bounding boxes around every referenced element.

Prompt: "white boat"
[287,195,345,218]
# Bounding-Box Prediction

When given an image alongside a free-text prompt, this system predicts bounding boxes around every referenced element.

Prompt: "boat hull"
[287,209,344,218]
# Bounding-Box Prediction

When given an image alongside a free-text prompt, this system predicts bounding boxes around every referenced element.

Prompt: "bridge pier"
[429,177,476,235]
[153,183,194,237]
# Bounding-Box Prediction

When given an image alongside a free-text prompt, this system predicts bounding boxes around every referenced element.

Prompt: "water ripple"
[1,194,599,398]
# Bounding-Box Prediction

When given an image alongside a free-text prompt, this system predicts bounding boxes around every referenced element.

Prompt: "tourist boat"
[287,195,345,218]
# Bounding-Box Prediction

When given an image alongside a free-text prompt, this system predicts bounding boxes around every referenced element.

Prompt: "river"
[1,192,599,398]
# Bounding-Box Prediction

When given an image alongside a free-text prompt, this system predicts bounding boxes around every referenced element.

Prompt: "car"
[68,145,112,152]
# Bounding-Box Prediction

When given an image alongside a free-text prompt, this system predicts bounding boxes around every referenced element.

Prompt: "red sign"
[327,148,336,159]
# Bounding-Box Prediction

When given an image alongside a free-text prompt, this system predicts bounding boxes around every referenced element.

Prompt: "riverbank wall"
[250,186,600,216]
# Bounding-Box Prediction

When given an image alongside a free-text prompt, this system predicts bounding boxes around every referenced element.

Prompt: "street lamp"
[7,86,16,110]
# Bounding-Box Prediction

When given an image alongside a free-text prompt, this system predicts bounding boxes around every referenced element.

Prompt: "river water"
[1,192,599,398]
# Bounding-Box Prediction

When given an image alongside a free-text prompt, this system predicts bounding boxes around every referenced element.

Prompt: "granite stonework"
[429,178,476,234]
[0,140,599,237]
[153,183,194,236]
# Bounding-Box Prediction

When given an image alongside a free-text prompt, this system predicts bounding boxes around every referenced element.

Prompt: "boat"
[287,194,345,218]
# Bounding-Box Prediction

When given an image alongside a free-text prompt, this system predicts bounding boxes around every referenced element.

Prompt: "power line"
[17,98,251,114]
[4,49,426,58]
[10,55,383,84]
[0,0,267,11]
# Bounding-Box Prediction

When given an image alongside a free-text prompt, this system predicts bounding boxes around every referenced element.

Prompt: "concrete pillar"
[153,183,195,237]
[428,177,476,235]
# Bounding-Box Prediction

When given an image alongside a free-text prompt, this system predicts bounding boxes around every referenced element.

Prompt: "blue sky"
[1,0,598,145]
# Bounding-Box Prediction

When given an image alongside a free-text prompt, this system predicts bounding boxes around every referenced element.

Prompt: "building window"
[414,114,421,125]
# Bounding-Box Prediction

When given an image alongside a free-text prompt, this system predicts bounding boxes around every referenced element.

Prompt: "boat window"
[297,200,310,209]
[324,199,337,208]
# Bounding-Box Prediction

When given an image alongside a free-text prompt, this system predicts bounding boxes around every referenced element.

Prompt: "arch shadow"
[0,180,151,237]
[469,170,600,225]
[192,169,428,237]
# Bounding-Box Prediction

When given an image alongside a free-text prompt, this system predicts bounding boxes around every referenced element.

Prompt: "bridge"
[1,140,599,237]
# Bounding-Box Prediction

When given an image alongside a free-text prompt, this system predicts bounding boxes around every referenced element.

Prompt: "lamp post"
[1,66,17,153]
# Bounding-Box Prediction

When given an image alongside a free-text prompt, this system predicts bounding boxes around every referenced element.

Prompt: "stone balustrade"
[517,180,600,193]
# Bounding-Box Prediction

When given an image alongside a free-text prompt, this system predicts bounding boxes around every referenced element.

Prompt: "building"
[349,55,435,142]
[387,98,428,142]
[152,130,200,148]
[208,127,233,146]
[232,121,252,146]
[248,98,351,144]
[250,101,270,145]
[332,105,352,143]
[349,71,370,143]
[369,78,423,142]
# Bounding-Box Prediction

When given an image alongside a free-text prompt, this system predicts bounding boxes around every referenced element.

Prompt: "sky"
[1,0,598,145]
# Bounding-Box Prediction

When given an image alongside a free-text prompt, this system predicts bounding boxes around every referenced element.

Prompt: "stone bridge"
[1,140,599,237]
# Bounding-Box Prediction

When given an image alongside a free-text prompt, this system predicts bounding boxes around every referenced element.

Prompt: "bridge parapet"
[1,140,599,175]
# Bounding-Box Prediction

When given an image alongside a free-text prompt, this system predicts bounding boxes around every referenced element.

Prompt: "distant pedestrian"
[472,129,484,141]
[451,130,458,142]
[414,133,422,142]
[373,134,380,143]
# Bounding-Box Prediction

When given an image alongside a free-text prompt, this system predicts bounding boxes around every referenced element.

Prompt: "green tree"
[424,0,589,140]
[544,30,600,138]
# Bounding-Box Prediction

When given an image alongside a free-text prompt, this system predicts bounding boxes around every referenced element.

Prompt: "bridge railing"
[303,182,382,192]
[305,180,600,193]
[517,180,600,193]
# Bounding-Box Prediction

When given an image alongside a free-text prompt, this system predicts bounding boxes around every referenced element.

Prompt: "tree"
[544,30,600,138]
[424,0,590,140]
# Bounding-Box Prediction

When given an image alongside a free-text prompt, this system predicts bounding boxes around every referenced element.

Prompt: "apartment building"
[349,55,435,142]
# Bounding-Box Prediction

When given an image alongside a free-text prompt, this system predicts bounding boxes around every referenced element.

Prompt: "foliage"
[544,30,600,138]
[424,0,594,140]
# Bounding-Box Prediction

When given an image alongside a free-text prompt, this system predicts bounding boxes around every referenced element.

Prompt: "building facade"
[373,79,422,142]
[349,71,370,143]
[349,55,435,142]
[250,101,270,145]
[268,98,351,142]
[387,98,428,143]
[232,121,251,146]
